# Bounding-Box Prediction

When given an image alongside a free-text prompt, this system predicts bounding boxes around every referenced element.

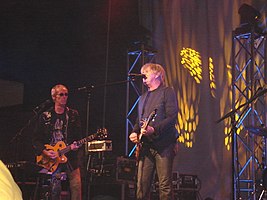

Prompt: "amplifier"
[153,171,180,192]
[178,174,199,191]
[87,140,112,152]
[116,157,136,183]
[152,172,200,193]
[5,161,39,183]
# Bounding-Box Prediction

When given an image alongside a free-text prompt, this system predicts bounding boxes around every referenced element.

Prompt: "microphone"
[128,73,146,79]
[33,99,52,112]
[77,85,95,91]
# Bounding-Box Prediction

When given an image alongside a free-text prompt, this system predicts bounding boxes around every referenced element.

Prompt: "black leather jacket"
[32,107,82,171]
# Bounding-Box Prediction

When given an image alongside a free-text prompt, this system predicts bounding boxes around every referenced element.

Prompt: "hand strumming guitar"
[42,141,79,159]
[129,125,155,143]
[42,149,59,159]
[129,132,138,143]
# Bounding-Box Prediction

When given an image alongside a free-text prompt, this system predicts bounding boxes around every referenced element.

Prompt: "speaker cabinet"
[175,190,197,200]
[89,184,122,200]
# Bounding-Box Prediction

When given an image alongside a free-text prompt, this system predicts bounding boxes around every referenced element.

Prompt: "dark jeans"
[136,144,175,200]
[51,166,82,200]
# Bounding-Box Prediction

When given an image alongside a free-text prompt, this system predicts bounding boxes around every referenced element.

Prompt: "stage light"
[239,3,261,26]
[235,3,263,35]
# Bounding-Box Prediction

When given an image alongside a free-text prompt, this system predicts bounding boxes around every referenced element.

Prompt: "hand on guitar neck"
[70,141,80,151]
[42,149,58,160]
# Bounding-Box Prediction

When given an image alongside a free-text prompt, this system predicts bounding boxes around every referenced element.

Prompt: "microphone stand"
[77,77,138,200]
[216,88,267,123]
[7,114,34,175]
[5,104,51,197]
[9,114,37,145]
[216,88,267,200]
[8,104,51,160]
[77,79,134,137]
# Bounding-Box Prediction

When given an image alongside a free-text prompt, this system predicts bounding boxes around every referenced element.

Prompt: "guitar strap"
[141,91,151,121]
[64,107,69,144]
[62,108,73,171]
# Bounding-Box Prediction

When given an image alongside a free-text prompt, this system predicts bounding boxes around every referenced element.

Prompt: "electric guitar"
[135,109,157,161]
[36,128,108,173]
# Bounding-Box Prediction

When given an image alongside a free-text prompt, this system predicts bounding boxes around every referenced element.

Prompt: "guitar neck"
[59,133,97,155]
[138,109,157,141]
[143,121,149,130]
[138,121,149,141]
[77,134,97,146]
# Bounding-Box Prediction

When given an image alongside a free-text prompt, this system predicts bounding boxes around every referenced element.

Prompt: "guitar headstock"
[140,109,157,128]
[96,128,108,140]
[149,109,157,122]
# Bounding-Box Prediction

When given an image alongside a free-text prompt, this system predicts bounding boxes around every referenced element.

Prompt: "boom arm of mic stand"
[216,101,249,123]
[216,88,267,123]
[93,79,132,88]
[76,79,132,92]
[9,113,38,144]
[76,79,134,135]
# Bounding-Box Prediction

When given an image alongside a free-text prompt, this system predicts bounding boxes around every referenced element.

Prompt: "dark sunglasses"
[58,93,68,97]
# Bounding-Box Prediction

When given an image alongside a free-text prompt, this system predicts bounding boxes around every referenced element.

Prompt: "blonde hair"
[51,84,68,101]
[141,63,166,83]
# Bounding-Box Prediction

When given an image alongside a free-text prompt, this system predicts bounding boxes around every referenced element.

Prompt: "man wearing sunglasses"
[33,84,82,200]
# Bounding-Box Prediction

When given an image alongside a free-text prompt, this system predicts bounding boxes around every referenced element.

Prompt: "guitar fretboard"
[58,131,106,156]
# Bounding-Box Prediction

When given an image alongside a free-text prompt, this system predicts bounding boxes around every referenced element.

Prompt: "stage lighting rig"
[235,3,264,36]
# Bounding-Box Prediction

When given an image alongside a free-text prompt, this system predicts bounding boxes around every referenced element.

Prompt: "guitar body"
[135,109,157,161]
[135,143,142,162]
[36,141,68,173]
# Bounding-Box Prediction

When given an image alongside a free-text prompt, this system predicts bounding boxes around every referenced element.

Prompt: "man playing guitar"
[129,63,179,200]
[33,84,82,200]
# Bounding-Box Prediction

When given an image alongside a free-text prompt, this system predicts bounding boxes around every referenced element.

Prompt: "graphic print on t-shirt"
[51,118,65,145]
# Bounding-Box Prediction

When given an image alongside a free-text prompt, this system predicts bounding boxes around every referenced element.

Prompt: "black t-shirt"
[50,113,67,145]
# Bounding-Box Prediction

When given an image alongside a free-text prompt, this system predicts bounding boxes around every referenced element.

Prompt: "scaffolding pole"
[125,43,157,156]
[232,30,267,200]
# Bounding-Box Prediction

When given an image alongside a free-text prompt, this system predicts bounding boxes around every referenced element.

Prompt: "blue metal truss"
[125,43,157,156]
[232,31,267,200]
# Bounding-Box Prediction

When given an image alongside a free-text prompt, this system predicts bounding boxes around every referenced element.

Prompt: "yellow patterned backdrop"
[138,0,263,199]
